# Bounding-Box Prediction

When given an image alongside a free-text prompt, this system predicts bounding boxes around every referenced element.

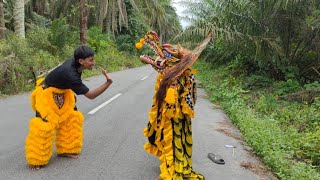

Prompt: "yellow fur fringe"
[26,86,84,166]
[164,87,176,104]
[36,78,45,87]
[144,70,204,179]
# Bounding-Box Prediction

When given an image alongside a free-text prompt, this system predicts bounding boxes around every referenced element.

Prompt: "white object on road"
[225,144,237,157]
[225,145,235,148]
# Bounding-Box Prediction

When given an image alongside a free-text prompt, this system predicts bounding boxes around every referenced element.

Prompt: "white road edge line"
[141,76,149,80]
[87,93,122,115]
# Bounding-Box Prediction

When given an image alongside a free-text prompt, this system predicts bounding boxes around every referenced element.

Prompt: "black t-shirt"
[45,58,89,95]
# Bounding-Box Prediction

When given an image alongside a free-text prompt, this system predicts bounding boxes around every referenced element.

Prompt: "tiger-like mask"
[136,31,186,73]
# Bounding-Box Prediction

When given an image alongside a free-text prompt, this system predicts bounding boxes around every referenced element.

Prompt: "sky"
[171,0,190,28]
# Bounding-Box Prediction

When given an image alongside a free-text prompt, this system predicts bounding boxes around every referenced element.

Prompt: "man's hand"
[84,66,113,100]
[98,66,113,83]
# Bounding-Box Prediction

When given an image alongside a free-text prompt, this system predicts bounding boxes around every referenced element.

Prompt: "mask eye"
[164,52,171,58]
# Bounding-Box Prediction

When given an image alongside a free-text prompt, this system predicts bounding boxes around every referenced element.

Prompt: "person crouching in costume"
[136,31,212,180]
[25,46,113,170]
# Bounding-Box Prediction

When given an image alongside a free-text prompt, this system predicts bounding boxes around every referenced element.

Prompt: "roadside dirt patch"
[241,162,275,180]
[198,95,208,99]
[216,121,242,141]
[216,128,242,141]
[217,121,234,128]
[211,104,222,109]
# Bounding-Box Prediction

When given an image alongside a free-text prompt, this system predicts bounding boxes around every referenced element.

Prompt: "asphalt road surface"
[0,66,273,180]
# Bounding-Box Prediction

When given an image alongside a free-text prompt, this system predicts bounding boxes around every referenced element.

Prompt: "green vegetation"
[1,0,319,178]
[0,23,143,95]
[195,60,320,179]
[0,0,182,95]
[181,0,320,83]
[180,1,320,178]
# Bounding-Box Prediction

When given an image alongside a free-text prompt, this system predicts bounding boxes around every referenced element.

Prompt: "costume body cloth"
[25,58,88,166]
[144,69,204,180]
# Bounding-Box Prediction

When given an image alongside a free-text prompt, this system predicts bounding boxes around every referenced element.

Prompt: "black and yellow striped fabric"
[144,69,204,180]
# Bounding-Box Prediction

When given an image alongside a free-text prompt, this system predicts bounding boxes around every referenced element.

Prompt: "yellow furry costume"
[25,78,84,166]
[136,31,212,179]
[144,70,201,179]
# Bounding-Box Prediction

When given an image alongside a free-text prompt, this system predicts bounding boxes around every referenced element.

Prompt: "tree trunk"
[48,0,56,19]
[13,0,25,38]
[33,0,46,16]
[97,0,108,27]
[80,0,88,45]
[0,0,5,39]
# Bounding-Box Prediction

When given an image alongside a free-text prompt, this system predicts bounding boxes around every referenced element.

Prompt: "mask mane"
[136,31,213,108]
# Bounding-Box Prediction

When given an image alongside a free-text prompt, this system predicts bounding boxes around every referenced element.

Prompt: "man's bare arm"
[84,67,113,100]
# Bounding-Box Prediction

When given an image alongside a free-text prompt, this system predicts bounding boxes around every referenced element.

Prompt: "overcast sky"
[171,0,190,28]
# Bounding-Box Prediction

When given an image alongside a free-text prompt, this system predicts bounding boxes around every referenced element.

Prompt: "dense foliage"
[0,0,182,96]
[195,60,320,179]
[0,0,319,179]
[0,23,143,95]
[178,0,320,178]
[180,0,320,83]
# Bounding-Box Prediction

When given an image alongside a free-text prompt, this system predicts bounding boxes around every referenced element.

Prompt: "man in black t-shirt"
[25,46,113,170]
[44,57,90,95]
[45,46,113,98]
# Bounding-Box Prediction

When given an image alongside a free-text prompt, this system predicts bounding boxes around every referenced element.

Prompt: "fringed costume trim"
[144,70,203,179]
[56,111,84,154]
[26,82,84,166]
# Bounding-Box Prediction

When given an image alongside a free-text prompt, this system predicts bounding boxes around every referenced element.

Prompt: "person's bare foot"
[155,176,162,180]
[58,153,80,159]
[28,165,42,171]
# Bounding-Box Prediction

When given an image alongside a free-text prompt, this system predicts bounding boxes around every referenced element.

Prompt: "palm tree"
[142,0,182,42]
[96,0,108,28]
[182,0,320,81]
[0,0,5,39]
[93,0,138,33]
[80,0,88,44]
[13,0,25,38]
[33,0,46,16]
[94,0,182,38]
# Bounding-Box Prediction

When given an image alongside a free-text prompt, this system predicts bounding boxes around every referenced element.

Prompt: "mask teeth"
[160,60,166,67]
[145,42,161,57]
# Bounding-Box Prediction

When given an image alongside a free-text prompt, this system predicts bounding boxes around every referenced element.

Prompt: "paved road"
[0,66,272,180]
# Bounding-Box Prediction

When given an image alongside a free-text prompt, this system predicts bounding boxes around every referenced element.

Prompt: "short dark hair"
[74,46,95,67]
